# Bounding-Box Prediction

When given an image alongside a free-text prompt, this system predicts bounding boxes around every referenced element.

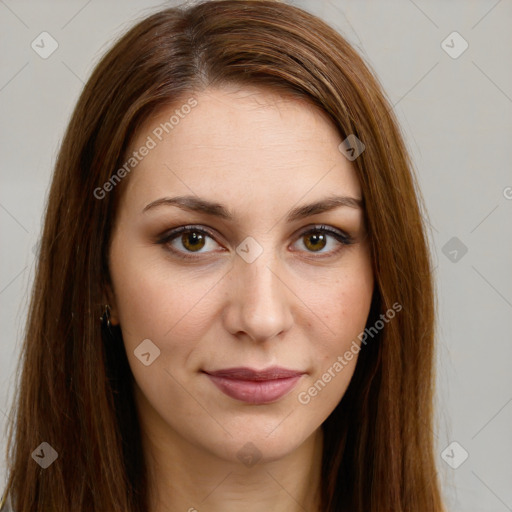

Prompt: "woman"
[1,0,444,510]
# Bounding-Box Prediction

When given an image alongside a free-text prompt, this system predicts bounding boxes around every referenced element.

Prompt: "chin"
[203,425,316,466]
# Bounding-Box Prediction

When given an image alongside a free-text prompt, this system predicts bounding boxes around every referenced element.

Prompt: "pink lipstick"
[204,366,305,404]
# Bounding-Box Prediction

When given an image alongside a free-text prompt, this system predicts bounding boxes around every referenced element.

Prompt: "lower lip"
[206,374,303,404]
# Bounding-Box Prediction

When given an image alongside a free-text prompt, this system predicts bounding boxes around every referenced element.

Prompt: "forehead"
[121,85,362,214]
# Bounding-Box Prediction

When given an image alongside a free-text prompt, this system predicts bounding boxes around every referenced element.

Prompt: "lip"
[204,366,305,404]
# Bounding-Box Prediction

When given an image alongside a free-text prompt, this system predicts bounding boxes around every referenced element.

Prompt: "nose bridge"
[225,238,294,342]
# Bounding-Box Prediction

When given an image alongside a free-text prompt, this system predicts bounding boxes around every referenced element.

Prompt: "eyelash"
[156,224,354,261]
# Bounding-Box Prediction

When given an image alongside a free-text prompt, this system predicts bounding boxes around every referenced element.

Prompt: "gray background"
[1,0,511,510]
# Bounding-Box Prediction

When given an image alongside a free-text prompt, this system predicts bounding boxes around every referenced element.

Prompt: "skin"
[107,85,374,512]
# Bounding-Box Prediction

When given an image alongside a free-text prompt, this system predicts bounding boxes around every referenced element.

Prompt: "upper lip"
[204,366,305,381]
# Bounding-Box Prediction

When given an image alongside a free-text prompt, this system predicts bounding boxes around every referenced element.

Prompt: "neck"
[140,408,324,512]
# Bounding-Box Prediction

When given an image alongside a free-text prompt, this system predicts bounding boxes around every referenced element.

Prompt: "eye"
[157,225,221,260]
[292,225,353,257]
[156,224,353,261]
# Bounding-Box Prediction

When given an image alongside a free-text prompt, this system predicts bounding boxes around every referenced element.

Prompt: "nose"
[222,248,294,343]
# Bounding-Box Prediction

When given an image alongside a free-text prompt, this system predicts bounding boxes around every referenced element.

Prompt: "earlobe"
[107,306,120,326]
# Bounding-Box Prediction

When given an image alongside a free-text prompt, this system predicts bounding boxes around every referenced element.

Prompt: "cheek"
[108,246,229,407]
[110,245,216,344]
[297,253,374,408]
[308,250,374,351]
[108,249,220,413]
[333,272,374,341]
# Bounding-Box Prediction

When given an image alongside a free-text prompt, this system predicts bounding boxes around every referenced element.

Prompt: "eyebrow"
[142,194,363,222]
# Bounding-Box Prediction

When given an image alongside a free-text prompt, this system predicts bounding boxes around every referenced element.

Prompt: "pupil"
[184,232,205,251]
[307,233,326,251]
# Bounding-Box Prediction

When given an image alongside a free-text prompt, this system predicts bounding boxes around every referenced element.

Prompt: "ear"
[103,282,120,326]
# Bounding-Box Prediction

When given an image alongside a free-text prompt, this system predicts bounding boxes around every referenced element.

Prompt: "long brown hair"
[3,1,444,510]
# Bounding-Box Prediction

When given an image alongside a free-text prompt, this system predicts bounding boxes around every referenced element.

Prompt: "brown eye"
[157,225,222,260]
[180,231,207,252]
[293,225,353,256]
[303,232,327,252]
[158,224,352,261]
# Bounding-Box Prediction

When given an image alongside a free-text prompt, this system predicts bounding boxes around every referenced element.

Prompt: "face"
[108,85,374,465]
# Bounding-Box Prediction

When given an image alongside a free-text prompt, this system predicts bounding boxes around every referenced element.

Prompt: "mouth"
[203,366,306,404]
